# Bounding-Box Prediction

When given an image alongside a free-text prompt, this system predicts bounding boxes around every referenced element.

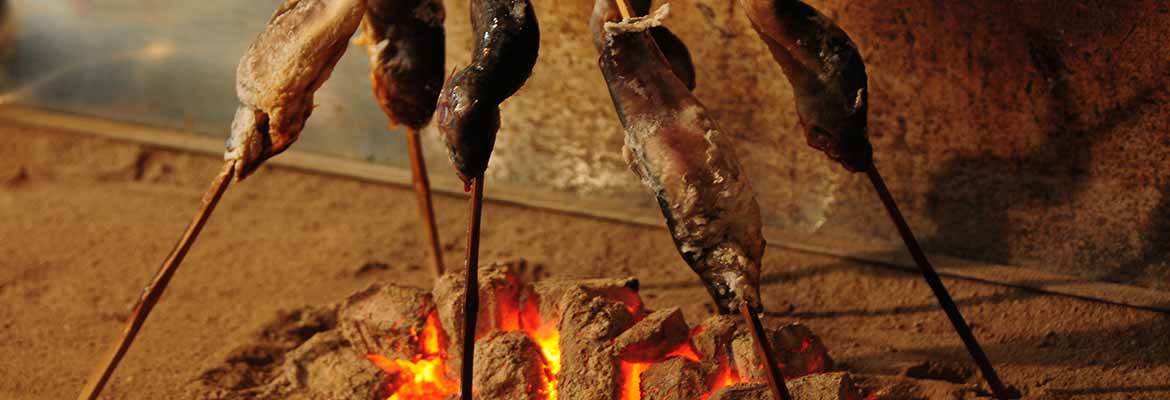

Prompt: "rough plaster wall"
[417,0,1170,289]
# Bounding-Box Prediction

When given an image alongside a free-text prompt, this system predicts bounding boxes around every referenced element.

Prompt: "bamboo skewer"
[77,160,237,400]
[459,177,485,400]
[405,127,445,276]
[606,1,791,399]
[865,167,1012,399]
[612,0,632,20]
[740,303,794,400]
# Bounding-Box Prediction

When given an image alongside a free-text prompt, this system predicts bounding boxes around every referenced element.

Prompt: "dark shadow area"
[1103,180,1170,285]
[923,27,1170,288]
[841,314,1170,369]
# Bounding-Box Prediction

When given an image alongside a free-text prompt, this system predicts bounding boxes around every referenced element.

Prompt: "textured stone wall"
[422,0,1170,289]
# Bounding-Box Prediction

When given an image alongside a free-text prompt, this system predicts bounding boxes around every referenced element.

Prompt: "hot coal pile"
[195,261,982,400]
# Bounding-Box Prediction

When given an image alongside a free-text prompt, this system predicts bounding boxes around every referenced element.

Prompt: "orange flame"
[620,362,652,400]
[362,289,776,400]
[665,342,702,363]
[365,313,457,400]
[530,321,561,400]
[702,354,744,400]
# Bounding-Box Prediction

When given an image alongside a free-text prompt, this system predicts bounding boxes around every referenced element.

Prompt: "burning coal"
[363,313,455,399]
[200,260,976,400]
[351,261,833,400]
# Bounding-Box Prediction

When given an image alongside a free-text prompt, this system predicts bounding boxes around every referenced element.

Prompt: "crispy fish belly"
[592,0,765,314]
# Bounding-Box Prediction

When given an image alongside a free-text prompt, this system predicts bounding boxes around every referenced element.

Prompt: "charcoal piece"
[693,315,742,360]
[533,276,642,323]
[774,323,834,378]
[338,283,434,361]
[708,383,769,400]
[432,269,467,378]
[473,331,550,400]
[432,261,531,377]
[557,287,636,400]
[478,261,527,332]
[731,323,832,380]
[252,330,381,400]
[639,357,705,400]
[708,373,860,400]
[789,373,861,400]
[614,307,690,362]
[277,331,379,400]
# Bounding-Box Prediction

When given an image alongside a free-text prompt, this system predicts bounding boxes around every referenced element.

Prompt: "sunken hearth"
[196,260,983,400]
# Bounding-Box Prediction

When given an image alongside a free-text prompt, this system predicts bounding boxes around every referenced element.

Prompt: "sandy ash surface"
[1,124,1169,399]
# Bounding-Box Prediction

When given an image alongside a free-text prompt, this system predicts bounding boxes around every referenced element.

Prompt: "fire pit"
[196,260,978,400]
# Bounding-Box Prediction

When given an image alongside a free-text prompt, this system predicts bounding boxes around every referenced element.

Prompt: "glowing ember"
[530,321,561,400]
[620,362,652,400]
[703,355,745,400]
[357,272,791,400]
[365,313,457,400]
[367,309,756,400]
[665,342,702,364]
[510,289,560,400]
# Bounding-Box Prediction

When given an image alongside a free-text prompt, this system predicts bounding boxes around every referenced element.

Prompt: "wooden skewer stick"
[613,0,633,20]
[405,127,445,276]
[459,177,485,400]
[608,1,792,399]
[78,160,237,400]
[740,303,794,400]
[865,167,1013,399]
[736,300,792,400]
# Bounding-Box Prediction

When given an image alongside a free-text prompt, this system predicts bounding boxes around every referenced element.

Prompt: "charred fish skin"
[648,27,696,91]
[437,0,539,183]
[591,0,766,314]
[226,0,366,180]
[359,0,446,130]
[741,0,872,172]
[587,0,696,91]
[633,0,696,91]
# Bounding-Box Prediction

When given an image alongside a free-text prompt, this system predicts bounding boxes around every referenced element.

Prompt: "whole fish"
[436,0,539,183]
[592,0,765,314]
[740,0,872,172]
[226,0,366,179]
[358,0,446,130]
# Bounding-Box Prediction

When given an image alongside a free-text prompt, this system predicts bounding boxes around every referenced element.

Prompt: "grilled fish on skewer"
[359,0,448,276]
[226,0,366,180]
[741,1,1013,397]
[437,0,539,397]
[358,0,445,129]
[79,1,366,398]
[740,0,872,172]
[591,0,765,314]
[437,0,539,184]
